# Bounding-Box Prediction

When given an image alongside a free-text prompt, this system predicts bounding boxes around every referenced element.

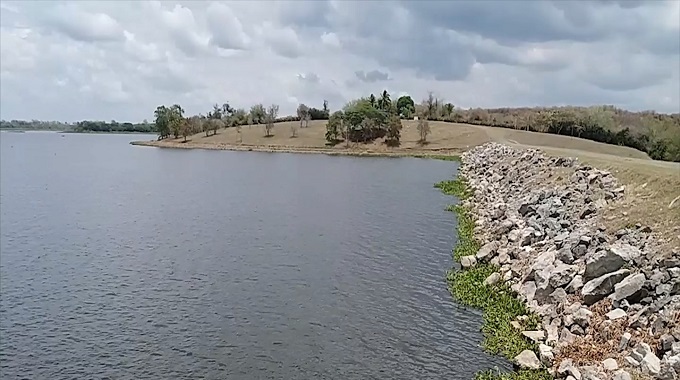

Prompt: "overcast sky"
[1,0,678,122]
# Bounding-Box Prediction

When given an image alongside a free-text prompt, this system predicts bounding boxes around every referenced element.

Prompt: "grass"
[436,176,551,380]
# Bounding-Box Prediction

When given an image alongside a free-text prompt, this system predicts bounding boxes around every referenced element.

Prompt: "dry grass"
[134,120,680,252]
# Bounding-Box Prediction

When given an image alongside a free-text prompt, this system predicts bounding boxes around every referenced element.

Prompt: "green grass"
[413,154,461,162]
[437,177,551,380]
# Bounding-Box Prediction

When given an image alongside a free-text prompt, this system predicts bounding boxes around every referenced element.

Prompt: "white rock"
[515,349,541,370]
[484,272,501,286]
[602,358,618,371]
[522,330,545,343]
[611,273,645,301]
[640,352,661,375]
[460,255,477,268]
[606,308,627,320]
[538,344,554,366]
[558,358,582,380]
[612,370,632,380]
[573,307,593,328]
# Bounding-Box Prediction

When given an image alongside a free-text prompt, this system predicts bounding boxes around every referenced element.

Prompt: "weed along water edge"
[436,177,551,380]
[441,142,680,380]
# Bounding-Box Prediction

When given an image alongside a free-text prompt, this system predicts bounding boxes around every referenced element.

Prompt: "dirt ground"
[134,120,680,250]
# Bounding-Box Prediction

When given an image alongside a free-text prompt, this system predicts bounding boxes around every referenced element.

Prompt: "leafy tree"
[323,100,328,114]
[250,104,266,124]
[396,95,416,118]
[369,94,376,107]
[325,111,343,145]
[154,105,171,139]
[377,90,391,111]
[264,104,279,137]
[180,118,191,142]
[344,99,388,142]
[297,104,309,128]
[385,114,401,147]
[211,118,223,136]
[443,103,454,117]
[425,92,436,119]
[417,118,431,145]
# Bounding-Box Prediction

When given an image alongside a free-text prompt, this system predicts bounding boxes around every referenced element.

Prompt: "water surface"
[0,132,509,379]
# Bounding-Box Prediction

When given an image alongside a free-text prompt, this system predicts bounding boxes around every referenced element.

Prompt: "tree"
[417,118,431,145]
[369,94,376,107]
[187,115,203,136]
[443,103,454,117]
[377,90,391,111]
[168,104,184,138]
[264,104,279,137]
[297,104,309,128]
[425,92,436,119]
[396,95,415,118]
[385,114,401,147]
[323,100,328,114]
[154,105,171,140]
[290,121,298,138]
[221,103,234,123]
[250,104,266,124]
[211,118,223,135]
[180,118,191,142]
[325,111,343,145]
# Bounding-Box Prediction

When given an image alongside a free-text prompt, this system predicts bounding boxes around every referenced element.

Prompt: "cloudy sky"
[1,0,678,122]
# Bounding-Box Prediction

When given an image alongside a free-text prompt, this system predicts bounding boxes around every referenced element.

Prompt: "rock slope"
[458,143,679,380]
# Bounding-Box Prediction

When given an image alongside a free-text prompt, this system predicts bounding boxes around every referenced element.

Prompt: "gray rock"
[631,342,652,362]
[549,287,568,305]
[566,275,584,293]
[556,247,575,264]
[461,255,477,269]
[673,341,680,355]
[476,241,499,262]
[538,343,553,366]
[623,356,639,367]
[657,364,677,380]
[558,359,582,380]
[619,332,632,351]
[514,349,541,370]
[573,307,593,328]
[602,358,618,371]
[661,334,676,352]
[546,321,559,345]
[484,272,501,286]
[498,250,510,265]
[522,330,545,343]
[640,352,661,375]
[571,324,585,336]
[584,247,629,281]
[581,269,631,305]
[612,273,646,302]
[549,262,579,288]
[520,227,535,246]
[560,327,577,346]
[612,370,631,380]
[604,308,626,320]
[522,281,537,303]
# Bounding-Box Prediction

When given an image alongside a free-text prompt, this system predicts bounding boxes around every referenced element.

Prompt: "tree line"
[0,119,154,133]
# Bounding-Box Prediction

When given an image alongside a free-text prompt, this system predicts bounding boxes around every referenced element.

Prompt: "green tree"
[443,103,454,117]
[325,111,343,145]
[385,114,401,147]
[377,90,391,111]
[250,104,266,124]
[154,105,171,140]
[369,94,376,107]
[297,104,310,128]
[396,95,416,118]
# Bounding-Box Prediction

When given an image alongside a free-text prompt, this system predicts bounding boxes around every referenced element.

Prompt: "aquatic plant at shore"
[436,177,550,380]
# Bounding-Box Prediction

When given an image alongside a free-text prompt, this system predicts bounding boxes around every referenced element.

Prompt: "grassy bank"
[435,178,551,380]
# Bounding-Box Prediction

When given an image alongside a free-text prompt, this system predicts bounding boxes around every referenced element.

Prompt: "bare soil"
[133,120,680,249]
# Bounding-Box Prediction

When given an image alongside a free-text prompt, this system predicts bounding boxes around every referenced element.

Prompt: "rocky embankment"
[458,143,679,379]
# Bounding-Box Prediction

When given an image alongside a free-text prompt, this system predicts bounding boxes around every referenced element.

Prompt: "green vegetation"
[0,119,154,133]
[437,177,550,380]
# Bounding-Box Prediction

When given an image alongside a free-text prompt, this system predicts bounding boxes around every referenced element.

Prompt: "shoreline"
[130,139,462,160]
[443,143,678,380]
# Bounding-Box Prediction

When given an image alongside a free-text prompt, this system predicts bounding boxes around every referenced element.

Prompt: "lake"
[0,132,509,379]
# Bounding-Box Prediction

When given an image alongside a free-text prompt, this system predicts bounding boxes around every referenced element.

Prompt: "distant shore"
[130,139,463,159]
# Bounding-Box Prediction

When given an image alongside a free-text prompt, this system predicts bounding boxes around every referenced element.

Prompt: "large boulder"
[584,244,637,280]
[611,273,646,302]
[582,269,631,305]
[515,350,541,369]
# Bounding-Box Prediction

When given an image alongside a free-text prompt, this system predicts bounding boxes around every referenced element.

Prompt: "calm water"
[0,132,509,379]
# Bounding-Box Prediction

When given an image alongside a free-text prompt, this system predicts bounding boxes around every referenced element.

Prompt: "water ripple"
[0,133,510,379]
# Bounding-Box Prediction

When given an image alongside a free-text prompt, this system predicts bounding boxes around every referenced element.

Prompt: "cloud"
[355,70,391,83]
[0,0,677,122]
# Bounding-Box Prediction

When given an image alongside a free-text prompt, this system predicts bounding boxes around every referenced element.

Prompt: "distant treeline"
[0,120,154,133]
[420,103,680,162]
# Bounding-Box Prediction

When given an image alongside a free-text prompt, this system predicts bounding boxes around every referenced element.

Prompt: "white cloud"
[0,0,677,123]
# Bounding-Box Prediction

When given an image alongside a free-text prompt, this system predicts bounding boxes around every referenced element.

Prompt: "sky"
[0,0,679,122]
